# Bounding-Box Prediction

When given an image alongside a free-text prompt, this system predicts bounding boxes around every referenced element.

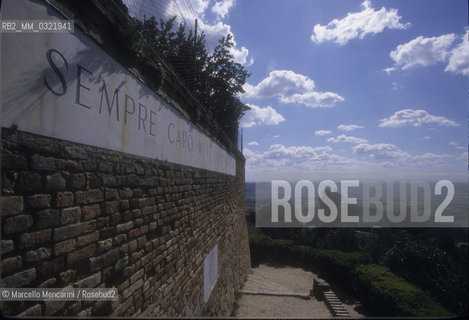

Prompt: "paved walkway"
[240,274,310,298]
[235,264,364,318]
[235,265,332,318]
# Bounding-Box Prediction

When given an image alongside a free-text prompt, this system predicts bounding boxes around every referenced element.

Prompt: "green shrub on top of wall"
[352,264,453,317]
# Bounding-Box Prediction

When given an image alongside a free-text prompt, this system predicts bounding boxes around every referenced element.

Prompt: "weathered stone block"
[122,279,143,300]
[0,268,36,287]
[100,226,115,238]
[70,174,86,190]
[114,255,129,272]
[54,239,77,256]
[1,255,22,275]
[102,265,113,281]
[139,198,155,208]
[1,239,14,255]
[46,172,66,192]
[38,257,64,277]
[56,159,82,171]
[86,173,101,188]
[17,172,42,193]
[102,174,117,187]
[74,271,101,288]
[104,189,119,200]
[60,207,82,225]
[104,201,119,215]
[67,244,96,265]
[81,204,101,221]
[120,199,129,210]
[1,196,23,216]
[56,192,74,208]
[54,221,96,241]
[89,248,120,272]
[20,229,52,248]
[113,234,127,245]
[97,216,110,228]
[1,154,27,170]
[25,247,52,263]
[76,190,103,205]
[93,299,111,316]
[97,238,113,253]
[116,221,133,233]
[127,228,141,240]
[25,194,51,210]
[137,235,146,249]
[119,188,133,199]
[35,209,59,229]
[129,269,144,284]
[31,154,56,171]
[77,231,100,247]
[63,145,88,159]
[3,214,33,234]
[60,269,77,285]
[38,277,57,288]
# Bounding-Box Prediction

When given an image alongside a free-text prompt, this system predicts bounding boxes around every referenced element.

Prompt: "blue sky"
[131,0,468,181]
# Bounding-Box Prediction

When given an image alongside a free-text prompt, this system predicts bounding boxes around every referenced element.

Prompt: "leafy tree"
[126,16,250,143]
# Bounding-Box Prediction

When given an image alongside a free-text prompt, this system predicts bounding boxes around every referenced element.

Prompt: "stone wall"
[1,128,250,317]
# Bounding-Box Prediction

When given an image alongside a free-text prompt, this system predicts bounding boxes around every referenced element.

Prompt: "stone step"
[330,304,345,308]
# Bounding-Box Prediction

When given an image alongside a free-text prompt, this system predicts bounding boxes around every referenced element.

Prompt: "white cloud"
[445,32,469,76]
[243,70,344,108]
[338,124,364,131]
[244,70,315,97]
[211,0,234,20]
[423,136,431,140]
[391,82,402,90]
[353,143,461,167]
[383,67,396,75]
[450,141,465,150]
[244,142,465,178]
[200,20,252,66]
[379,109,459,127]
[244,144,362,172]
[389,34,456,70]
[353,143,410,160]
[191,0,211,16]
[240,104,285,128]
[311,0,409,45]
[280,91,345,108]
[264,144,333,160]
[315,130,332,136]
[273,135,280,139]
[328,134,368,144]
[231,46,253,66]
[247,141,259,146]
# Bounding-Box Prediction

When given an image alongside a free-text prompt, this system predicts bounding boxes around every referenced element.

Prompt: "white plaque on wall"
[0,0,236,176]
[203,244,218,300]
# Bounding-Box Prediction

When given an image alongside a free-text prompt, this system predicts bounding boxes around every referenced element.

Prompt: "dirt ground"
[235,264,365,318]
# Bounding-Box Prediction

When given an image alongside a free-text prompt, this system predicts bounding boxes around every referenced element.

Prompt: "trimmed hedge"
[352,264,454,317]
[248,234,453,317]
[249,234,370,278]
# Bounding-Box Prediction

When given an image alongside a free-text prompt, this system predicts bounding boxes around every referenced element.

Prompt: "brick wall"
[1,128,250,316]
